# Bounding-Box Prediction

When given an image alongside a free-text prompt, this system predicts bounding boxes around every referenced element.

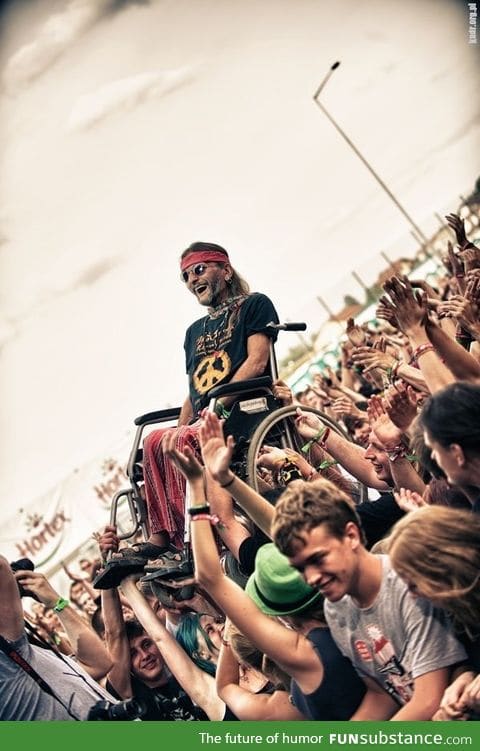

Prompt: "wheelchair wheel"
[245,405,368,503]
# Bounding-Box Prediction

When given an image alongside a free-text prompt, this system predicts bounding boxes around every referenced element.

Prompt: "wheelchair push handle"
[267,321,307,332]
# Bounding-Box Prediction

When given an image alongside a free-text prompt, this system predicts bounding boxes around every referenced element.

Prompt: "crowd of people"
[2,213,480,722]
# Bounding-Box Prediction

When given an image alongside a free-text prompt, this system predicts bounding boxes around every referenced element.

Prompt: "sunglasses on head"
[181,263,211,283]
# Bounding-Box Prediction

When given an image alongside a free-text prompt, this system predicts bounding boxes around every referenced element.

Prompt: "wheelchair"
[108,321,366,545]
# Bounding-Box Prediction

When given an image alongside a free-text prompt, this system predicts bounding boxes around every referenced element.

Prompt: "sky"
[0,0,479,515]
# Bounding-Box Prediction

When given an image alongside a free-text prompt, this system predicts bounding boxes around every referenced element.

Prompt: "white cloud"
[0,253,122,350]
[2,0,113,93]
[67,67,196,130]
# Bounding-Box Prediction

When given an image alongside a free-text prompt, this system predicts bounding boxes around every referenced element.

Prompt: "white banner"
[1,433,134,570]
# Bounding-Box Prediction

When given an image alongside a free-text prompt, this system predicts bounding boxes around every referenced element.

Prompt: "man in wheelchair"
[94,241,279,588]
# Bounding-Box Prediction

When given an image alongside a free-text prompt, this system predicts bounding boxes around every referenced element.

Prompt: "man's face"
[183,261,230,307]
[288,522,360,602]
[129,634,165,685]
[364,431,393,484]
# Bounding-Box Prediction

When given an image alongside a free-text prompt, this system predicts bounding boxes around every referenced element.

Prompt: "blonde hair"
[388,506,480,632]
[228,623,290,690]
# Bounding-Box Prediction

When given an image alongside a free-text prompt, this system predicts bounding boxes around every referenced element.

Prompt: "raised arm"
[96,527,133,697]
[426,319,480,382]
[119,576,225,720]
[165,434,323,693]
[380,277,455,393]
[216,637,305,720]
[15,569,112,681]
[198,411,275,537]
[295,409,389,491]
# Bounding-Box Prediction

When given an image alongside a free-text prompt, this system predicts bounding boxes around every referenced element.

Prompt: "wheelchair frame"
[108,322,365,540]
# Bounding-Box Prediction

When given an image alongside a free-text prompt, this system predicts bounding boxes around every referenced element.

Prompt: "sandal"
[148,579,195,608]
[109,541,169,562]
[92,556,147,590]
[142,549,194,582]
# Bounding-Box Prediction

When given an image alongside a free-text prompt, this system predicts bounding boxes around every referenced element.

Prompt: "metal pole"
[313,63,429,243]
[316,295,344,329]
[380,250,396,274]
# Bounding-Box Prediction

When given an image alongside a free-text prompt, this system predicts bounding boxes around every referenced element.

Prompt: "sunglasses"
[181,263,211,283]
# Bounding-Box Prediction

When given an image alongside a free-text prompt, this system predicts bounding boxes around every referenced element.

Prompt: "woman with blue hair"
[176,612,224,676]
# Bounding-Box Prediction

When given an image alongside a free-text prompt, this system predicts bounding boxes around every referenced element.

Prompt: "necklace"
[207,294,248,319]
[201,295,248,354]
[202,310,229,354]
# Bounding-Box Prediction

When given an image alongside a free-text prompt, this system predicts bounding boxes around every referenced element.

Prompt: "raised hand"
[272,379,293,406]
[61,561,86,583]
[445,213,468,248]
[409,278,441,300]
[376,296,400,330]
[257,445,289,471]
[198,410,235,484]
[164,430,204,481]
[351,345,397,373]
[14,571,60,610]
[382,276,428,335]
[294,407,323,439]
[383,383,418,432]
[438,295,479,333]
[97,525,120,560]
[367,395,403,449]
[346,317,367,346]
[331,395,365,421]
[393,487,426,514]
[459,245,480,273]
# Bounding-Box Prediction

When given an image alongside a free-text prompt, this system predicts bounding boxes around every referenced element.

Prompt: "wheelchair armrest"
[208,376,273,400]
[134,407,181,426]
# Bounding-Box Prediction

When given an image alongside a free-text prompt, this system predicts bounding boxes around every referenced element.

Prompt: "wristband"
[53,598,69,613]
[318,458,338,471]
[315,427,331,449]
[214,402,231,420]
[190,513,226,528]
[411,343,434,364]
[188,505,210,517]
[385,443,407,463]
[301,427,327,454]
[219,475,235,489]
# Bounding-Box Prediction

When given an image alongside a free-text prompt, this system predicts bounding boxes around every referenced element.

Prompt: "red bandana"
[180,250,229,272]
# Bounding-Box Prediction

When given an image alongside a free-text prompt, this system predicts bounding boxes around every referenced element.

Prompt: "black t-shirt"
[357,492,405,549]
[107,674,206,721]
[184,293,279,415]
